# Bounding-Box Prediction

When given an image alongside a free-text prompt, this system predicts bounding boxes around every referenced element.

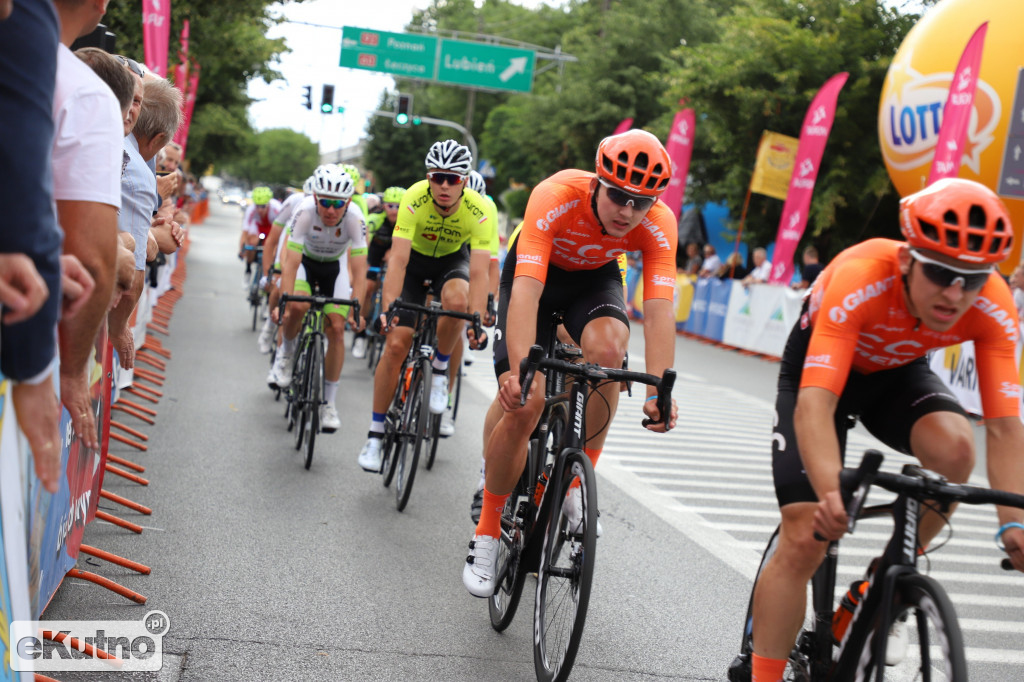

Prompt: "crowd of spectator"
[674,240,824,290]
[0,0,188,491]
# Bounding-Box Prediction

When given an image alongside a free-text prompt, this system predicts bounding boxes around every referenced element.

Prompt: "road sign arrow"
[500,56,527,83]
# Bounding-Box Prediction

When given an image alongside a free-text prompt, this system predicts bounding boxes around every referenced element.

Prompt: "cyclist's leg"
[436,275,469,356]
[858,361,974,548]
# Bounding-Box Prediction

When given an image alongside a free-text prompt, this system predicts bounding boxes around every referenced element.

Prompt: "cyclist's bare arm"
[381,237,411,318]
[280,243,301,298]
[263,223,284,278]
[794,385,846,539]
[467,249,490,344]
[983,415,1024,570]
[348,251,368,332]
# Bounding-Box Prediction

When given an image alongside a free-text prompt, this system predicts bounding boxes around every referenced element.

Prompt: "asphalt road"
[42,200,1020,681]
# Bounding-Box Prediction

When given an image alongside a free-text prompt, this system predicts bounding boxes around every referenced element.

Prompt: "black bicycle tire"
[451,361,463,421]
[395,362,427,511]
[381,426,398,487]
[251,297,258,331]
[846,573,967,682]
[303,336,323,470]
[292,343,309,451]
[425,413,440,470]
[533,450,597,682]
[381,369,406,488]
[488,441,538,632]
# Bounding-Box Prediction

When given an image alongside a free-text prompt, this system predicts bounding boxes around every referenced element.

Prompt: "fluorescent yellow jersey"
[394,179,495,257]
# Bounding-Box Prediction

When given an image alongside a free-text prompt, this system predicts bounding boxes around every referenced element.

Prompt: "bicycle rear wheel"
[303,336,323,470]
[533,450,597,682]
[395,361,429,511]
[425,413,440,470]
[292,345,309,451]
[451,361,463,421]
[381,421,399,487]
[489,442,538,632]
[849,573,966,682]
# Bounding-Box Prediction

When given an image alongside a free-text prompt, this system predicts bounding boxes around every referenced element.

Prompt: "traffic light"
[412,115,422,126]
[321,84,335,114]
[302,85,312,110]
[394,93,413,127]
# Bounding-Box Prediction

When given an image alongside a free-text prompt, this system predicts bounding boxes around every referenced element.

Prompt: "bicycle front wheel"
[533,450,597,682]
[425,413,441,470]
[849,573,966,682]
[292,345,310,451]
[395,361,428,511]
[303,336,323,470]
[489,441,538,632]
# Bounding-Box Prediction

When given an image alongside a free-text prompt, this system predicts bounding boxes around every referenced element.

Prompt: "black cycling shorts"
[772,310,968,507]
[393,248,470,328]
[366,239,390,281]
[492,237,628,379]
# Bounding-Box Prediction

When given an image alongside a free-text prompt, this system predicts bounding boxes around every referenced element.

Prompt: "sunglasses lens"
[430,173,463,185]
[606,185,654,211]
[319,198,344,208]
[920,263,988,290]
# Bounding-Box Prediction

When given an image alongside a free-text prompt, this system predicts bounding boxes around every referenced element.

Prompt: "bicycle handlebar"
[279,293,360,320]
[517,343,676,428]
[384,299,485,348]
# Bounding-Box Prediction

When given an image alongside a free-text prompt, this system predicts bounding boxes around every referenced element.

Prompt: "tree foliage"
[223,128,320,187]
[360,0,925,258]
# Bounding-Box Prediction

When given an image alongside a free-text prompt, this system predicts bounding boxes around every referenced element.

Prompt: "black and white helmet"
[425,139,473,174]
[313,164,355,200]
[466,170,487,195]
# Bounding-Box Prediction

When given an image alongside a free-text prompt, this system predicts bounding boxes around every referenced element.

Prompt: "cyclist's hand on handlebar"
[271,305,281,324]
[1001,525,1024,572]
[349,310,366,333]
[498,372,531,412]
[483,308,496,327]
[467,326,488,350]
[642,396,677,432]
[812,491,848,542]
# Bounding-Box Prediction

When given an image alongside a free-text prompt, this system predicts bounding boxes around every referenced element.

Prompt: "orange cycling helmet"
[899,178,1013,265]
[595,129,673,197]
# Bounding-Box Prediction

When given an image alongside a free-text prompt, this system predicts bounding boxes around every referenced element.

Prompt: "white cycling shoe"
[439,409,455,437]
[562,487,602,538]
[429,375,448,414]
[886,614,909,666]
[463,534,499,598]
[352,335,368,359]
[257,325,275,354]
[267,351,293,389]
[358,437,383,472]
[320,404,340,433]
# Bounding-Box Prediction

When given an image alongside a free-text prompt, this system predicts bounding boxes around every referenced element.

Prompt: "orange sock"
[569,447,602,490]
[475,489,508,539]
[751,653,786,682]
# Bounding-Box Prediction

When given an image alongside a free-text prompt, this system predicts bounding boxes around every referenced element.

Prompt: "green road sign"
[437,39,534,93]
[339,26,436,79]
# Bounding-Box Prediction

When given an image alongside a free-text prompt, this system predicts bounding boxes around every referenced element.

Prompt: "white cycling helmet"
[425,139,473,174]
[466,170,487,195]
[302,175,315,195]
[313,165,355,200]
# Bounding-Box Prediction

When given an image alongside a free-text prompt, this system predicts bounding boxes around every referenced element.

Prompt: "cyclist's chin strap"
[590,190,609,236]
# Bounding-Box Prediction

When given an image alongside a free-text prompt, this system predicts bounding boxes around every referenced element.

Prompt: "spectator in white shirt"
[742,247,772,286]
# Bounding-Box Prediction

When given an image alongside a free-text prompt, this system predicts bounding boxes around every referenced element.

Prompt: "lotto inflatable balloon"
[878,0,1024,271]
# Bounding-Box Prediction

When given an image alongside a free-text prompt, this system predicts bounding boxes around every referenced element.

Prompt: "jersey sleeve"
[467,190,496,252]
[632,203,678,301]
[799,260,886,395]
[514,181,573,284]
[971,282,1023,418]
[393,184,422,243]
[287,205,312,251]
[486,198,500,259]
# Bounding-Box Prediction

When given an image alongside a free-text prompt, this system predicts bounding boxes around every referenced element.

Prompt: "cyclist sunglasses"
[597,178,656,212]
[909,249,992,291]
[115,55,145,78]
[317,197,347,209]
[383,202,400,210]
[427,172,466,186]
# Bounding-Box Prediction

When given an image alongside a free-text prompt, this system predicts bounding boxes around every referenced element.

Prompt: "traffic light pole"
[373,110,478,166]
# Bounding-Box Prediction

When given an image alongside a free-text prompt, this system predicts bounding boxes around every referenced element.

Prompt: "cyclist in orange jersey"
[746,178,1024,681]
[462,130,680,597]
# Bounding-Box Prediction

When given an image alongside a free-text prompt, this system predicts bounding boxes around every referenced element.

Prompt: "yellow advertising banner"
[750,131,800,200]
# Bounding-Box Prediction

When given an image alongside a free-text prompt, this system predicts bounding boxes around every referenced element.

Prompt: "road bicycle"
[242,243,266,331]
[448,293,493,426]
[277,290,359,470]
[362,264,387,370]
[728,448,1024,681]
[376,298,484,511]
[487,328,675,682]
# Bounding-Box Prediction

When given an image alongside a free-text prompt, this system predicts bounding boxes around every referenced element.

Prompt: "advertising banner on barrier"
[28,332,110,617]
[685,277,711,336]
[928,343,982,416]
[0,379,34,682]
[704,279,732,342]
[769,72,849,285]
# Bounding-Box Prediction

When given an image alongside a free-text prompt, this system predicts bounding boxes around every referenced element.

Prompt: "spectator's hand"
[110,246,135,309]
[156,172,179,200]
[169,221,184,248]
[0,0,13,21]
[112,326,134,370]
[59,254,95,320]
[11,379,62,493]
[146,230,159,262]
[0,253,49,324]
[60,368,98,450]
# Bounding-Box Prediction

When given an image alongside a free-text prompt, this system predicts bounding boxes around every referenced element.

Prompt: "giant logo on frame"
[878,54,1000,176]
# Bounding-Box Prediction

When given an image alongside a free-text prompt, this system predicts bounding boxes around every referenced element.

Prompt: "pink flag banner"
[612,118,634,135]
[927,22,988,185]
[175,64,200,157]
[660,108,696,218]
[142,0,171,77]
[173,20,190,92]
[768,72,849,285]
